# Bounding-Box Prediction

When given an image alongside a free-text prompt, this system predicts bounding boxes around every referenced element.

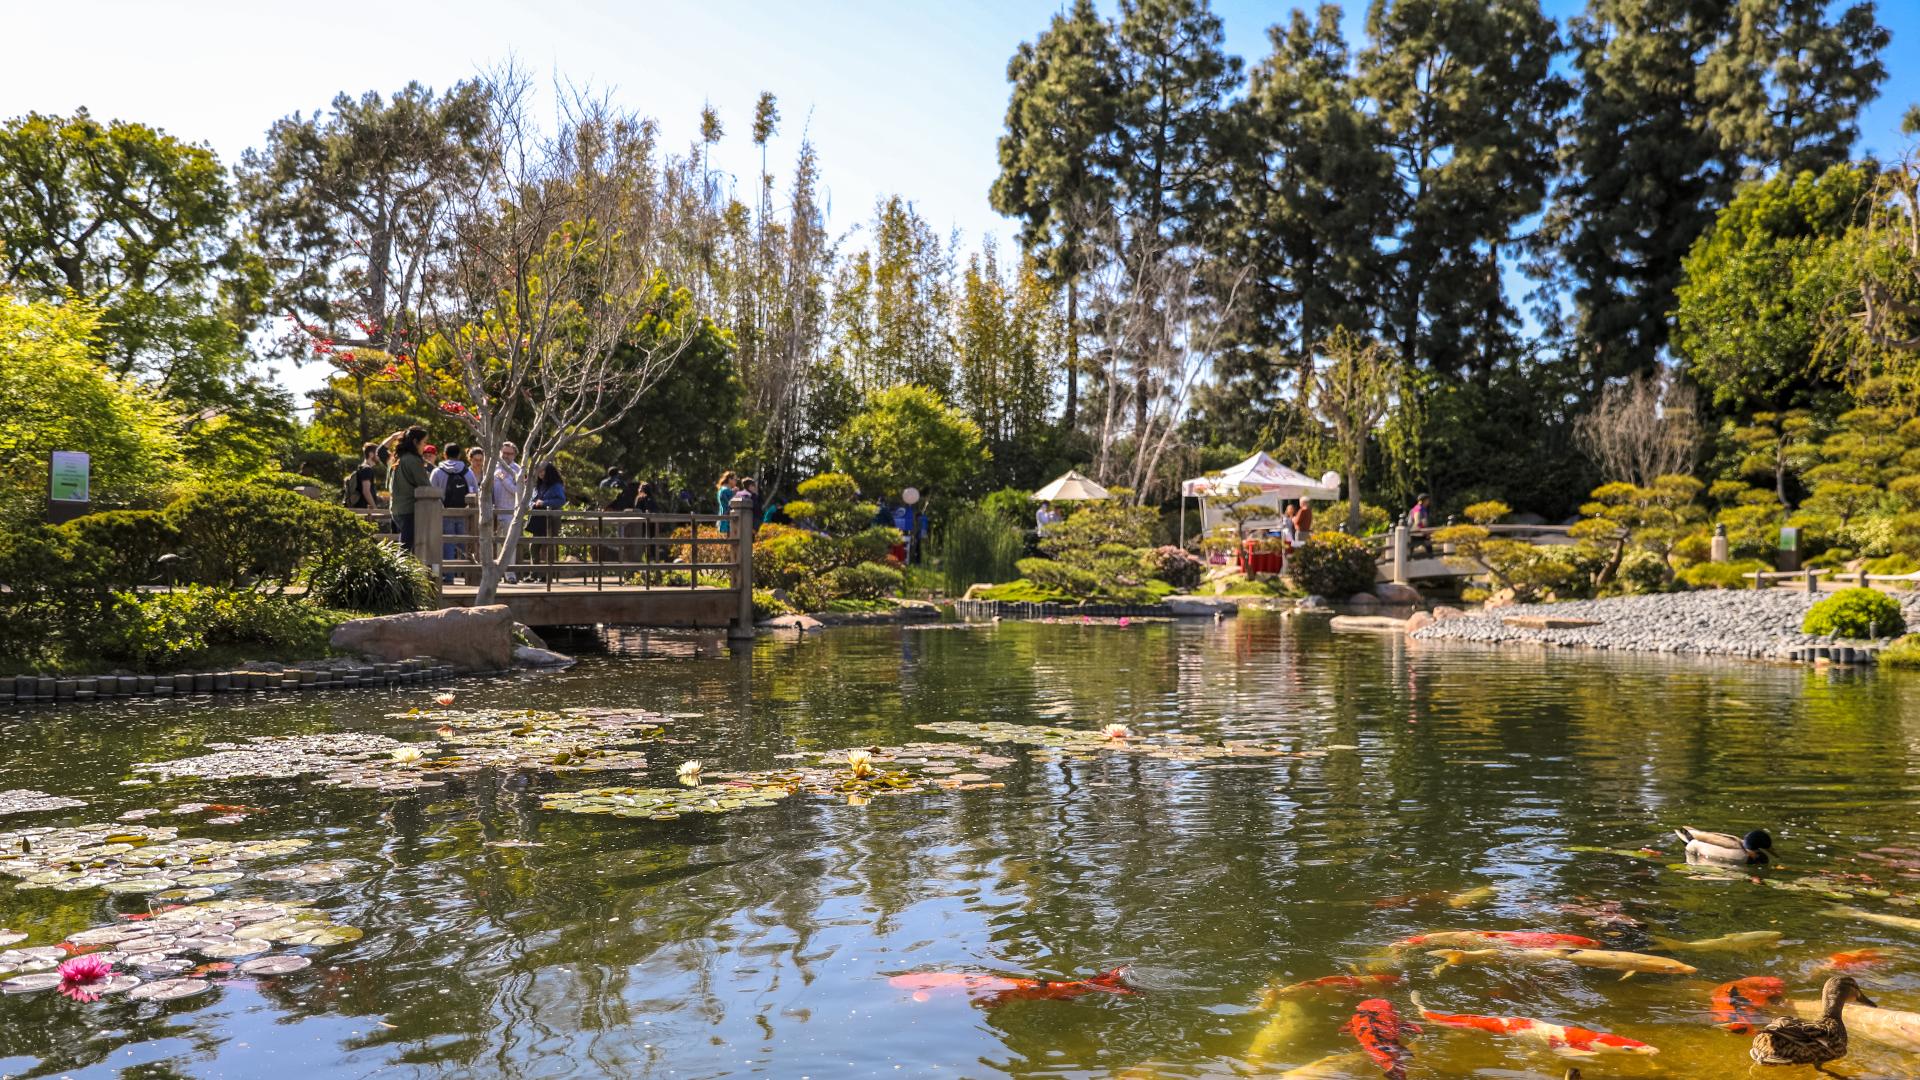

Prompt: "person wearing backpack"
[431,443,476,581]
[344,442,382,511]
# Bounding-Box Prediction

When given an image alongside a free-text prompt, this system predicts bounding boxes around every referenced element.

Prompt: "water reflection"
[0,615,1917,1077]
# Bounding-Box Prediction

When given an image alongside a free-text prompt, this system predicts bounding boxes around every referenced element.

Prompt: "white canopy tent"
[1031,469,1111,502]
[1179,452,1340,544]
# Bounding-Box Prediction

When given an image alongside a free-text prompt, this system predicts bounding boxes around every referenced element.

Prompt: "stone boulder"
[1165,595,1236,618]
[1373,582,1422,604]
[758,613,823,632]
[1431,605,1467,621]
[1406,610,1434,633]
[1346,592,1382,608]
[330,605,516,673]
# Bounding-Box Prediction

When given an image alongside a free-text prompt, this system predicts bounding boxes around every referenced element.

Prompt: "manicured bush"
[1144,545,1203,590]
[166,485,370,589]
[1287,533,1376,598]
[55,510,181,589]
[941,506,1025,596]
[824,561,904,601]
[96,588,342,668]
[0,526,108,666]
[752,588,796,621]
[307,540,437,614]
[1015,557,1105,601]
[1678,559,1768,589]
[1618,549,1672,593]
[1802,587,1906,639]
[1864,553,1919,577]
[1880,634,1920,669]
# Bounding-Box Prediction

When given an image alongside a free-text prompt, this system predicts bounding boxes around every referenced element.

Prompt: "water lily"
[389,747,425,764]
[1117,617,1131,628]
[677,760,703,786]
[846,749,876,778]
[1102,723,1132,741]
[57,954,114,1002]
[435,693,456,706]
[435,725,455,739]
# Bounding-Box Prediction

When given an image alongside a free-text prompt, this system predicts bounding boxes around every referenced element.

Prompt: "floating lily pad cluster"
[0,790,88,817]
[129,709,671,793]
[915,720,1301,765]
[0,823,311,897]
[542,781,796,820]
[0,897,349,1000]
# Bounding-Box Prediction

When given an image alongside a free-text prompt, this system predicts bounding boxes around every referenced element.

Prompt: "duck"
[1674,826,1772,865]
[1751,975,1874,1072]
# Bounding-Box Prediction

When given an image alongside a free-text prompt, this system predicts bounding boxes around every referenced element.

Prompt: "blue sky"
[4,1,1914,396]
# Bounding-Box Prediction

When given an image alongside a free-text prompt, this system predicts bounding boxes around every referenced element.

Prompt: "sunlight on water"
[2,614,1918,1077]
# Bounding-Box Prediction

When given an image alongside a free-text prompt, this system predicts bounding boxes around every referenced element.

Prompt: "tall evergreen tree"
[954,239,1060,486]
[990,0,1119,431]
[827,198,953,400]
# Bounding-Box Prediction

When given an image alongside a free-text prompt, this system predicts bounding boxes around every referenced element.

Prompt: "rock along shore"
[1408,590,1920,661]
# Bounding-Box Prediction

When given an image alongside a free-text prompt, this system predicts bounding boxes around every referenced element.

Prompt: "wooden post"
[730,495,754,639]
[413,487,443,576]
[1392,523,1410,585]
[1805,567,1819,594]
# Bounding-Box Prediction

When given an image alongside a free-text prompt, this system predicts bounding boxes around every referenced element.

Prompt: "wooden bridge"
[361,490,756,636]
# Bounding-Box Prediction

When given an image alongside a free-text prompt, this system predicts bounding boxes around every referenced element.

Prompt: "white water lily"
[677,760,703,785]
[1102,724,1132,741]
[389,747,425,764]
[846,750,876,778]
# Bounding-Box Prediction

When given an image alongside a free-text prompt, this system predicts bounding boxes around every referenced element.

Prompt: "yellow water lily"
[677,760,703,786]
[846,750,876,778]
[389,747,425,764]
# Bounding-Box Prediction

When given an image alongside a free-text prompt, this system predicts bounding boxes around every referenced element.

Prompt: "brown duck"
[1751,975,1874,1072]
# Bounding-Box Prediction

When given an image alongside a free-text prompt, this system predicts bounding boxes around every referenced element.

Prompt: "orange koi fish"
[1266,973,1403,1005]
[1409,992,1657,1057]
[1710,976,1787,1033]
[1345,998,1419,1079]
[1396,930,1602,950]
[889,966,1135,1007]
[1822,948,1891,971]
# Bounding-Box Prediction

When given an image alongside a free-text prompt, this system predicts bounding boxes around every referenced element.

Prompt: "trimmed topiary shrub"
[1618,549,1672,593]
[1286,533,1376,598]
[1678,559,1768,590]
[55,510,181,589]
[1015,557,1105,601]
[95,587,343,668]
[166,485,370,590]
[824,561,904,601]
[1802,587,1906,639]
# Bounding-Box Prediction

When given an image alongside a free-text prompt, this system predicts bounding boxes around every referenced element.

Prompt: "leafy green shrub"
[1619,550,1672,593]
[752,588,796,621]
[1287,533,1376,598]
[1678,559,1768,589]
[166,485,370,589]
[1864,553,1919,576]
[980,487,1035,528]
[1803,588,1906,639]
[1880,634,1920,669]
[824,561,904,601]
[1144,545,1203,590]
[1015,557,1104,600]
[1806,547,1853,570]
[1670,529,1714,567]
[307,541,437,614]
[96,588,341,668]
[782,473,878,535]
[55,510,181,589]
[0,526,111,667]
[755,528,839,591]
[940,506,1025,595]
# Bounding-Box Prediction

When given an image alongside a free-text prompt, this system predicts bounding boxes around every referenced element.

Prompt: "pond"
[2,615,1918,1078]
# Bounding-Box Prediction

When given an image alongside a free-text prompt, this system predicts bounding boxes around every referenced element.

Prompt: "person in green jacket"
[385,426,433,551]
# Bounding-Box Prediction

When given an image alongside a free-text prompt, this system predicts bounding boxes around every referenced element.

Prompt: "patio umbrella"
[1031,469,1111,501]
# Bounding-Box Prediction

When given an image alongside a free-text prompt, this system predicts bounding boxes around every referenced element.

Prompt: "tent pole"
[1179,496,1187,551]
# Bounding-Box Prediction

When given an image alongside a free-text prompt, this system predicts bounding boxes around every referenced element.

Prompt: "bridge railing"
[348,488,755,596]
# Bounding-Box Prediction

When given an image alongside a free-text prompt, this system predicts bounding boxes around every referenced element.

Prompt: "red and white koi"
[1345,997,1420,1079]
[888,965,1134,1007]
[1409,992,1658,1057]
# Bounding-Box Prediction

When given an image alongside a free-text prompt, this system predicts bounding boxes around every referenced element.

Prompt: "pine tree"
[990,0,1119,431]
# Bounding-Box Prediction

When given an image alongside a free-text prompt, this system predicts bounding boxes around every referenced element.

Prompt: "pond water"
[2,614,1919,1079]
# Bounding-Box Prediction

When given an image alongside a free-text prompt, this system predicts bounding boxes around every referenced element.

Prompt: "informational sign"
[1777,526,1799,551]
[49,451,90,502]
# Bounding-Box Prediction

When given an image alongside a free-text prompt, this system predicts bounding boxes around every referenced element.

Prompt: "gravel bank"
[1409,590,1920,660]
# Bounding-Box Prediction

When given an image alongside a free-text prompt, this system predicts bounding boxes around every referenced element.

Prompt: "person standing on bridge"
[491,442,523,584]
[715,471,738,535]
[385,428,432,553]
[344,442,382,511]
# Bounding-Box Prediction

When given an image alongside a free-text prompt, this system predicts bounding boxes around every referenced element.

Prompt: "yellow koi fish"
[1823,905,1920,934]
[1648,930,1784,952]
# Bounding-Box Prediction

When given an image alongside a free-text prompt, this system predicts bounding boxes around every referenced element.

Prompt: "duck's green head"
[1743,829,1773,853]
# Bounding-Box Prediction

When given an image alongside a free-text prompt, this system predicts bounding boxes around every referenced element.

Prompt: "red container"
[1241,541,1283,575]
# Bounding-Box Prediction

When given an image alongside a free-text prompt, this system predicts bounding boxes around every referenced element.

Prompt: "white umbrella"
[1031,469,1111,502]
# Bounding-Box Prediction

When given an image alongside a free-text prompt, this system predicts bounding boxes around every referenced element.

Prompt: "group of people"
[346,428,568,558]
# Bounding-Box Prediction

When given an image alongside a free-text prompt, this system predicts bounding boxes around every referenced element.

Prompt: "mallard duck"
[1751,975,1874,1072]
[1674,826,1772,865]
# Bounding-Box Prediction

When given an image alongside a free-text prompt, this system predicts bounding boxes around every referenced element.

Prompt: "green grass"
[977,577,1175,604]
[1881,635,1920,669]
[820,597,898,614]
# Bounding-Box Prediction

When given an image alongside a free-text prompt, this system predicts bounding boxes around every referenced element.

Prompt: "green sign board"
[1777,525,1799,552]
[49,450,89,502]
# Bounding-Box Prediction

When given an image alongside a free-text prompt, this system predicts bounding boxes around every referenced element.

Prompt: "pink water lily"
[435,693,456,706]
[1117,617,1131,627]
[1102,723,1132,741]
[57,954,114,1002]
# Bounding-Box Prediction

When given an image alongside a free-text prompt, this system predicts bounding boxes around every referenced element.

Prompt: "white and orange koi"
[1409,992,1658,1057]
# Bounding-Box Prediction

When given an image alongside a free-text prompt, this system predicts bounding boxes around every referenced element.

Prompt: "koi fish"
[1371,885,1498,910]
[1278,1053,1372,1079]
[888,966,1134,1007]
[191,961,236,977]
[202,804,264,814]
[1409,992,1658,1057]
[1345,997,1419,1079]
[1821,948,1893,970]
[1425,948,1569,975]
[1649,930,1783,952]
[1711,976,1787,1033]
[1534,947,1698,980]
[1823,905,1920,934]
[1261,972,1403,1007]
[1396,930,1602,950]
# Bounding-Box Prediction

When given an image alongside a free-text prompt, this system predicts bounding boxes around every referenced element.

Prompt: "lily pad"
[127,977,211,1002]
[238,954,311,975]
[1,971,63,994]
[0,790,87,817]
[0,930,27,947]
[198,940,268,959]
[95,975,143,995]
